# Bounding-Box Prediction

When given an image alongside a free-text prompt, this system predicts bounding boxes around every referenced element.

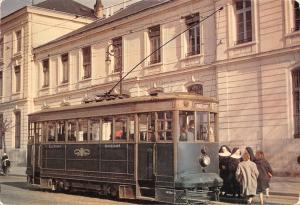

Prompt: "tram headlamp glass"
[199,155,211,167]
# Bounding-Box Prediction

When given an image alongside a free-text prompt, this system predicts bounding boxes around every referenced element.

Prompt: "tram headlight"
[199,146,211,167]
[199,155,211,167]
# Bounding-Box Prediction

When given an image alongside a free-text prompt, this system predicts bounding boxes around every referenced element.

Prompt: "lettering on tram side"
[48,144,63,149]
[104,144,121,148]
[74,148,91,157]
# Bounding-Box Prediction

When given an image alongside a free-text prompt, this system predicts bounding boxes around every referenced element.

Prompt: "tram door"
[31,123,42,184]
[137,114,156,198]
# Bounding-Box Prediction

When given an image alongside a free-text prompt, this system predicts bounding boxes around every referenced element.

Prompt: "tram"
[26,92,222,204]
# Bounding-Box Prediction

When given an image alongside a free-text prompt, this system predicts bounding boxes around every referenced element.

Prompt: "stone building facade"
[0,0,96,165]
[2,0,300,176]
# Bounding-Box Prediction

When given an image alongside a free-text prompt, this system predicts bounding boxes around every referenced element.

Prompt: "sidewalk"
[270,177,300,197]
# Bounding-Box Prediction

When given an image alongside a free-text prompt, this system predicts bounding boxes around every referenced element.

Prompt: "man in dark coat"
[255,150,273,205]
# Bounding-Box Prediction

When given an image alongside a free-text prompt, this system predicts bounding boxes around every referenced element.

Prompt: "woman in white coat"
[236,152,259,204]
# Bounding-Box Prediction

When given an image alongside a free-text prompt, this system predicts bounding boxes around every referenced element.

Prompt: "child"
[255,150,273,205]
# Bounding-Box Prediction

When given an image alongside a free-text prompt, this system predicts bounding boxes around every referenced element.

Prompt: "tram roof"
[29,92,217,116]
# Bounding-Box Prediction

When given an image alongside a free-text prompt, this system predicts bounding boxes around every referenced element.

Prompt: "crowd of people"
[219,145,273,205]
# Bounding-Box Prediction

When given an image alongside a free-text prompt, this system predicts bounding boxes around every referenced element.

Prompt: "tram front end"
[156,142,222,204]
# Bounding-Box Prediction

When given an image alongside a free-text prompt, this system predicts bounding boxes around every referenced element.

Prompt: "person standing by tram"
[255,150,273,205]
[218,145,231,196]
[1,153,10,175]
[236,151,259,204]
[228,147,242,197]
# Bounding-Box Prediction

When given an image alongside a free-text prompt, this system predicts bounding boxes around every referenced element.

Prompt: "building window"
[61,53,69,83]
[15,30,21,52]
[15,65,21,92]
[294,0,300,31]
[15,111,21,148]
[292,69,300,138]
[42,59,49,87]
[0,38,3,59]
[0,71,2,96]
[82,46,91,79]
[235,0,252,44]
[148,25,161,64]
[187,84,203,95]
[112,37,122,73]
[185,13,200,56]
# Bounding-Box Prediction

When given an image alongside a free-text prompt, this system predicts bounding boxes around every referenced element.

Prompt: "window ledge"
[285,30,300,38]
[40,86,49,91]
[144,62,163,69]
[80,77,92,83]
[228,41,257,50]
[108,71,122,78]
[59,81,69,87]
[13,51,22,59]
[180,53,203,61]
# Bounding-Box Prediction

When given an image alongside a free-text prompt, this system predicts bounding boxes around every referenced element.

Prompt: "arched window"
[294,0,300,31]
[292,69,300,138]
[187,84,203,95]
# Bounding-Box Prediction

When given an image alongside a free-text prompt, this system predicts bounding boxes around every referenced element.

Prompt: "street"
[0,176,157,205]
[0,176,299,205]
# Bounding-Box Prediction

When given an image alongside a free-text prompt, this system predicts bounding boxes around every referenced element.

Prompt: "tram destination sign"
[48,144,63,149]
[104,144,121,149]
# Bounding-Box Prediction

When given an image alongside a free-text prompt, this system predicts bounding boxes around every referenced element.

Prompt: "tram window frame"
[67,120,77,142]
[36,122,42,143]
[157,111,173,142]
[196,112,209,141]
[114,116,128,141]
[179,111,195,142]
[47,121,56,142]
[89,118,101,142]
[128,115,135,142]
[209,112,217,142]
[102,117,113,142]
[138,113,156,142]
[78,119,88,142]
[56,121,66,142]
[28,123,35,145]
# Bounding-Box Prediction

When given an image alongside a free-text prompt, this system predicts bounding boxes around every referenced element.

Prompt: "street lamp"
[105,43,123,96]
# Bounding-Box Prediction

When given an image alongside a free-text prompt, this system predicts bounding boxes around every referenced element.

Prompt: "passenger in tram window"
[166,131,172,141]
[187,120,195,140]
[48,124,55,142]
[179,126,188,141]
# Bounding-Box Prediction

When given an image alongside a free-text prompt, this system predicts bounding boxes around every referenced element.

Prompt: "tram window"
[67,120,77,142]
[90,119,100,141]
[157,111,173,141]
[28,123,34,144]
[209,113,216,142]
[139,113,155,142]
[42,122,47,143]
[36,122,42,143]
[196,112,209,141]
[57,121,66,142]
[129,116,135,141]
[102,117,112,141]
[47,122,56,142]
[179,111,195,141]
[115,117,127,141]
[78,119,88,141]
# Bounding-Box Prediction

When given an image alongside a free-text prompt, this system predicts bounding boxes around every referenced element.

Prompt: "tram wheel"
[109,185,119,199]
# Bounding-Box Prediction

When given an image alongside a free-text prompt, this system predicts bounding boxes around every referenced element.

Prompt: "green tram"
[26,92,222,204]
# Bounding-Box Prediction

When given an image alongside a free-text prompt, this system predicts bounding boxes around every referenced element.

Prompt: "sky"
[0,0,137,18]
